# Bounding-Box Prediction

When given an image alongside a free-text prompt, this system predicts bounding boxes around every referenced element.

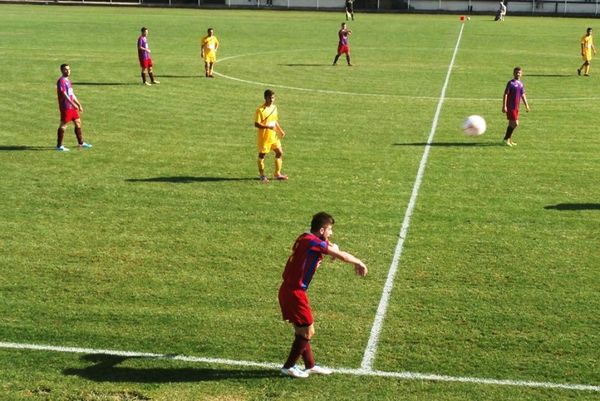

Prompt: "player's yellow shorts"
[204,52,217,63]
[257,131,281,154]
[583,51,593,62]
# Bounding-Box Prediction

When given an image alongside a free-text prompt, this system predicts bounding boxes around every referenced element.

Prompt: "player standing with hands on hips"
[502,66,530,147]
[254,89,288,182]
[278,212,368,378]
[56,64,92,151]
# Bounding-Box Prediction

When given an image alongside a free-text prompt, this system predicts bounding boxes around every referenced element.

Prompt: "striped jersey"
[281,232,329,291]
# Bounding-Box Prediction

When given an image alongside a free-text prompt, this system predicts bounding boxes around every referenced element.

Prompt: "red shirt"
[281,233,329,291]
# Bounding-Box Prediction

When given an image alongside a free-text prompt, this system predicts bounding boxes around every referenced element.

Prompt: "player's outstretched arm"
[327,244,368,277]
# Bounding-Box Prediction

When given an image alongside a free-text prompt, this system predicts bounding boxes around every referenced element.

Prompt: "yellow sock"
[585,65,590,74]
[275,158,282,176]
[258,159,265,176]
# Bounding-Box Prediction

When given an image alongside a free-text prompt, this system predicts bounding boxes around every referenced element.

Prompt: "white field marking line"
[1,341,599,392]
[360,22,465,372]
[216,53,600,102]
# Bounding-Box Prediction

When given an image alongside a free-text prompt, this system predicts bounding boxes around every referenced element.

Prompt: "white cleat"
[280,366,309,378]
[305,365,333,375]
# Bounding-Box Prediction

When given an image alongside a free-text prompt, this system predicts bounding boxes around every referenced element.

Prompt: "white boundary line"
[215,52,600,102]
[1,341,599,392]
[360,22,464,371]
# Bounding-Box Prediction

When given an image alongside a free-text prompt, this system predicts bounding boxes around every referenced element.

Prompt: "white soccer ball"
[462,115,487,136]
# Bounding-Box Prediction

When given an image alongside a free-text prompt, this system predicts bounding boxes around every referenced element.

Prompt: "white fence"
[4,0,600,15]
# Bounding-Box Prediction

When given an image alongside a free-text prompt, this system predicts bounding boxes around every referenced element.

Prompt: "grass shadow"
[280,64,330,67]
[155,75,199,79]
[393,142,500,147]
[126,176,257,183]
[0,145,55,151]
[63,354,280,383]
[544,203,600,211]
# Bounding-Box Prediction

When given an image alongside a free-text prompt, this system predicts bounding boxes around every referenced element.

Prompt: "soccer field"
[1,4,599,400]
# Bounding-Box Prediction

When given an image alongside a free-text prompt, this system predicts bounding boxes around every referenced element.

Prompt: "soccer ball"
[462,115,486,136]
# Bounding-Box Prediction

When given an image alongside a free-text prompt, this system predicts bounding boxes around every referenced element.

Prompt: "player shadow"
[62,354,280,383]
[0,145,54,151]
[126,176,256,183]
[280,63,330,67]
[154,75,199,79]
[393,142,499,147]
[544,203,600,211]
[72,82,139,86]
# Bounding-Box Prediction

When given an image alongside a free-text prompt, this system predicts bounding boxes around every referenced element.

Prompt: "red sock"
[302,341,315,369]
[283,335,309,369]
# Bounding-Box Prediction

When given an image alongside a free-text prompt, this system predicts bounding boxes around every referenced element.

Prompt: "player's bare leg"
[274,148,288,180]
[258,153,268,182]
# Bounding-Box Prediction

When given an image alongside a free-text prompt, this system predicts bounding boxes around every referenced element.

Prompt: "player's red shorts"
[60,108,80,123]
[139,58,153,69]
[278,285,314,326]
[337,44,349,55]
[506,109,519,121]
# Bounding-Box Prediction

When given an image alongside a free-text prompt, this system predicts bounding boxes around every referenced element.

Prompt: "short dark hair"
[208,27,214,33]
[587,27,593,32]
[513,66,522,73]
[264,89,274,99]
[141,27,148,33]
[311,212,335,233]
[60,63,69,71]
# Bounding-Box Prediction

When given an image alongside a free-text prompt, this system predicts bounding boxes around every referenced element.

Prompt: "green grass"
[1,4,599,400]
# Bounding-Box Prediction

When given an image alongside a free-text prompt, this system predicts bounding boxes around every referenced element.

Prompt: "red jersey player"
[278,212,368,378]
[333,22,352,66]
[137,27,159,86]
[56,64,91,151]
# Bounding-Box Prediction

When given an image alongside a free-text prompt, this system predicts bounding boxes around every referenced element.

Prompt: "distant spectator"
[495,1,507,21]
[345,0,354,21]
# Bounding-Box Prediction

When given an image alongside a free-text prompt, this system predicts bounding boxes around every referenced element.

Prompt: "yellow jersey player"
[201,28,219,78]
[254,89,288,182]
[578,27,596,76]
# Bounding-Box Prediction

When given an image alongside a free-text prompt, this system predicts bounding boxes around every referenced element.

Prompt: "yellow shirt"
[255,103,280,152]
[201,36,219,55]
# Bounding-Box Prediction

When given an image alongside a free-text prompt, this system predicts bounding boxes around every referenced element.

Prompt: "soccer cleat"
[281,366,309,379]
[259,175,269,183]
[503,140,513,147]
[510,141,517,146]
[152,80,160,84]
[274,174,288,181]
[305,365,333,375]
[578,68,581,76]
[584,74,590,77]
[56,145,70,152]
[79,143,92,149]
[144,82,152,86]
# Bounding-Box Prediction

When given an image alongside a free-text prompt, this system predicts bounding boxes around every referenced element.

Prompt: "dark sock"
[283,335,309,369]
[75,127,83,145]
[57,127,65,147]
[333,55,340,64]
[149,72,156,83]
[504,126,515,140]
[141,72,147,83]
[302,341,315,369]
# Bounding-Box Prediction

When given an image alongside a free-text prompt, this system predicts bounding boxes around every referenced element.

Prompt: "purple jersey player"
[502,66,530,147]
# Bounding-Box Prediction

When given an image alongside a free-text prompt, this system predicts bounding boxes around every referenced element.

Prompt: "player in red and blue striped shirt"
[278,212,367,378]
[502,67,530,147]
[56,64,91,151]
[137,27,159,86]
